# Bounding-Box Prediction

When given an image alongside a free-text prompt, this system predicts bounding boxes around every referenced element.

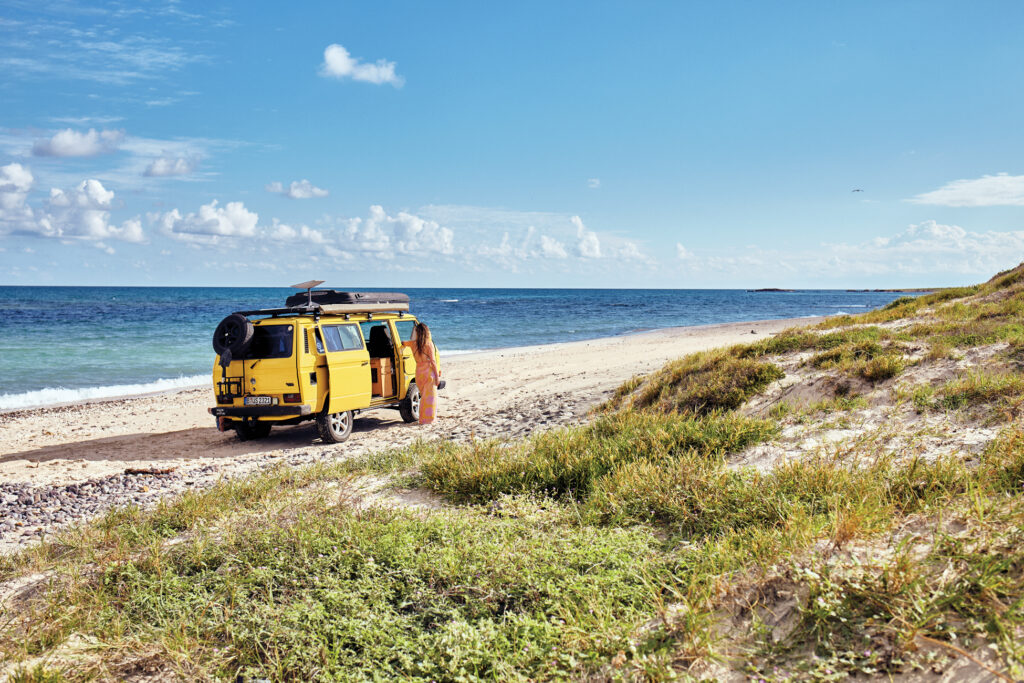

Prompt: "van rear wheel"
[317,410,353,443]
[399,383,420,423]
[236,421,271,441]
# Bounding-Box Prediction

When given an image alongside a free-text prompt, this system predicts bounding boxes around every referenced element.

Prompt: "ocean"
[0,286,914,410]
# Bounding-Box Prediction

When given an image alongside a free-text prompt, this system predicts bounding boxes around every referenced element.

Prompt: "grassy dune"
[3,268,1024,681]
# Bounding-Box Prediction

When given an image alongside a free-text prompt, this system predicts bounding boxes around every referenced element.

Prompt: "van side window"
[394,319,416,342]
[322,324,363,352]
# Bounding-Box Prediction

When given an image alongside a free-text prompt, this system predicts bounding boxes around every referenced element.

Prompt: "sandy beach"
[0,317,820,552]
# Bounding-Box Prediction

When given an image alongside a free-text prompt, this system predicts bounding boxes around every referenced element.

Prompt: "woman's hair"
[413,321,431,358]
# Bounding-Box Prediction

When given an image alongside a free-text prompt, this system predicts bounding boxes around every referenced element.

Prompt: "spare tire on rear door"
[212,313,254,356]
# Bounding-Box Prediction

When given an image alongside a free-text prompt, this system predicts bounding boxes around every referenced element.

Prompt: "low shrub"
[420,410,777,503]
[627,349,784,415]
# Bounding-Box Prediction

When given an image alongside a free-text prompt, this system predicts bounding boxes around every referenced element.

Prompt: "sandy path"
[0,317,819,552]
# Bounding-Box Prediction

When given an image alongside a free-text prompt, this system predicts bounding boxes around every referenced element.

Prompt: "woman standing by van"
[410,322,440,425]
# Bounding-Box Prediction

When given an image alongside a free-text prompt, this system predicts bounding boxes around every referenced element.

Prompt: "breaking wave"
[0,374,209,411]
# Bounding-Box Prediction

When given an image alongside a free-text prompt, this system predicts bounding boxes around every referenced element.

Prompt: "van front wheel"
[317,410,353,443]
[399,383,420,423]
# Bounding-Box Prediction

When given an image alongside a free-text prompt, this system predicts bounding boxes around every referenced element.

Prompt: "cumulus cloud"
[908,173,1024,207]
[572,215,601,258]
[0,168,142,246]
[0,163,35,231]
[267,219,327,244]
[144,155,197,177]
[539,234,568,259]
[158,200,258,239]
[32,128,124,157]
[474,226,570,269]
[616,241,645,261]
[23,179,143,244]
[587,178,601,189]
[352,205,454,255]
[266,179,329,199]
[319,44,404,87]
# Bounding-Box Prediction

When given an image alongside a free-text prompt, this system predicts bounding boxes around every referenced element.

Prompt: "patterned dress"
[412,333,439,424]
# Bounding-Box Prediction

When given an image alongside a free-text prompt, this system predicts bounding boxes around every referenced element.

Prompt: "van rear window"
[244,325,293,359]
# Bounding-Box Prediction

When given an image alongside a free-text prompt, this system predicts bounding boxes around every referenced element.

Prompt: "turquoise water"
[0,286,913,409]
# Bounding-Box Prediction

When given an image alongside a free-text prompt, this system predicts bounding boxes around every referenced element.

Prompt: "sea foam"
[0,374,209,411]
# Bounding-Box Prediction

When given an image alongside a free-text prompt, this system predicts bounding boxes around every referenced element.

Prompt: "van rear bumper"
[208,405,313,418]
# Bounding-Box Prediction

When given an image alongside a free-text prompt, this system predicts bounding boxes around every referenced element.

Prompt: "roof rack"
[233,306,320,318]
[233,303,409,319]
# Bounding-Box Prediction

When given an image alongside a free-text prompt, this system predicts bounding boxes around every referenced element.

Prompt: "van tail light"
[282,393,301,403]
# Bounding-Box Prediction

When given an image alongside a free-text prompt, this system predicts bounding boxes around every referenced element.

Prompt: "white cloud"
[20,178,144,244]
[32,128,124,157]
[0,163,35,231]
[676,243,691,259]
[539,234,568,259]
[1,9,208,87]
[474,226,570,268]
[267,219,326,244]
[266,179,329,199]
[143,155,197,177]
[908,173,1024,207]
[158,200,258,239]
[50,115,125,126]
[360,205,453,255]
[1,166,144,244]
[678,220,1024,283]
[587,178,601,189]
[572,215,601,258]
[616,241,645,261]
[319,44,404,86]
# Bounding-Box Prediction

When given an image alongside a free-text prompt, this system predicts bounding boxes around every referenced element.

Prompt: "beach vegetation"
[603,348,784,415]
[5,266,1024,680]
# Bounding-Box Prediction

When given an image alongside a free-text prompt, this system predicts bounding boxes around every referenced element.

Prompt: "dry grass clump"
[420,410,777,503]
[937,371,1024,416]
[611,348,785,415]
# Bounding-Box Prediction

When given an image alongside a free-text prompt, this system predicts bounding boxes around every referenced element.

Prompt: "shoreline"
[0,315,824,417]
[0,314,823,553]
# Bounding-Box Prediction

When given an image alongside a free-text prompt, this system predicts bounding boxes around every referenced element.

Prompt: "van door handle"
[361,361,369,366]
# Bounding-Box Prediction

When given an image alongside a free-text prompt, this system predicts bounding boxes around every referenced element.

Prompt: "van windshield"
[243,325,293,359]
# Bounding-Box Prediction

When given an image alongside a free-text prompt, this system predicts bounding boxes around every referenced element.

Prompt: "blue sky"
[2,1,1024,288]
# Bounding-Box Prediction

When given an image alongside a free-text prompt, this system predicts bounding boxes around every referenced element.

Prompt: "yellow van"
[207,284,441,443]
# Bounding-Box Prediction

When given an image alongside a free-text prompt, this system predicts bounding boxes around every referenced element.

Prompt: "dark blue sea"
[0,287,915,409]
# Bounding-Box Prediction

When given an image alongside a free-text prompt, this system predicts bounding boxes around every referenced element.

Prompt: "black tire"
[236,421,271,441]
[399,383,420,423]
[212,313,254,355]
[316,410,354,443]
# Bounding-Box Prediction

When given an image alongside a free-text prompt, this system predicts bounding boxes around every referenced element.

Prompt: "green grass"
[604,347,784,415]
[419,410,777,503]
[903,371,1024,417]
[4,494,697,681]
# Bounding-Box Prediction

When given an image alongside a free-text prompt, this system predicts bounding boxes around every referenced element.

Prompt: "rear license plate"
[244,396,275,406]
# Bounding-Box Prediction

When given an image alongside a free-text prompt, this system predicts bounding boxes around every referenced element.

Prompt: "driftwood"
[123,467,176,476]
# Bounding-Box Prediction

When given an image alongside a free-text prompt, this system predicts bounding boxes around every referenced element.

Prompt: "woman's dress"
[412,335,439,424]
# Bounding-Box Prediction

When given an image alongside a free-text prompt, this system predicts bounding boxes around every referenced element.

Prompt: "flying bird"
[852,189,864,192]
